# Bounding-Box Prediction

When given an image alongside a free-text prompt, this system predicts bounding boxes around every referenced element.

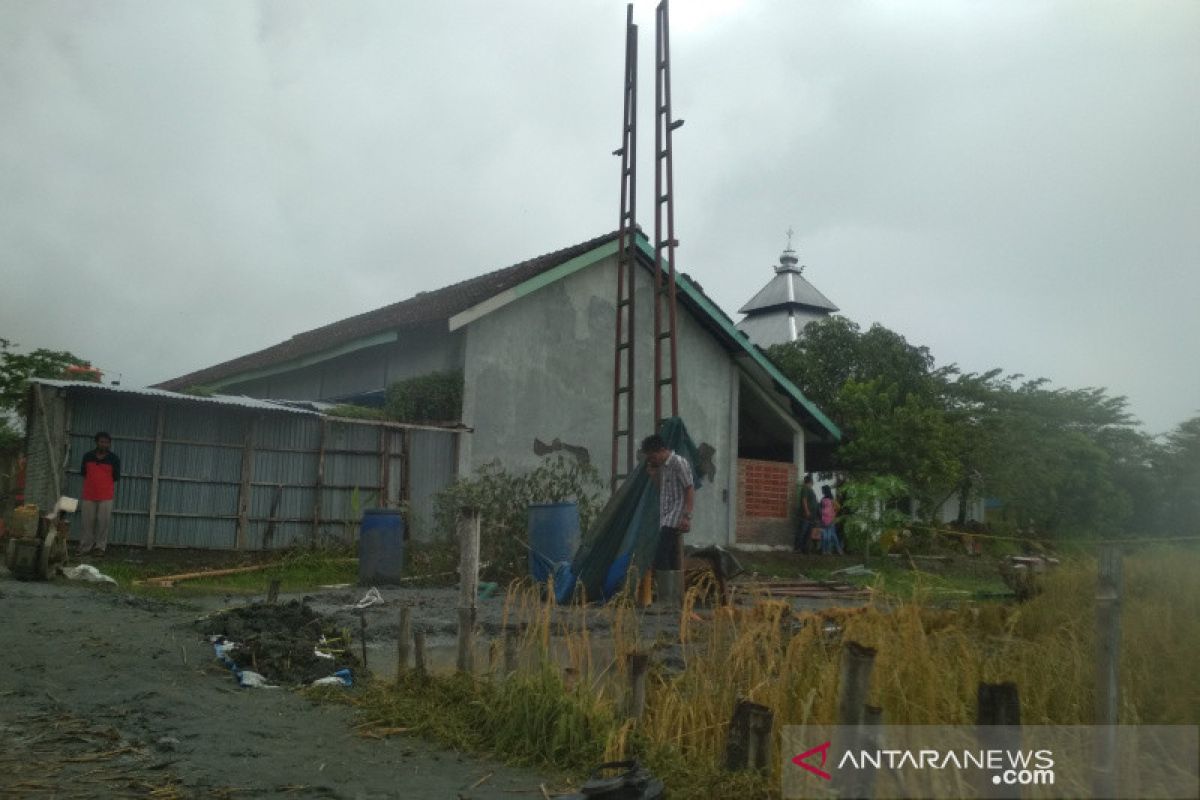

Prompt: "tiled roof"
[157,231,620,390]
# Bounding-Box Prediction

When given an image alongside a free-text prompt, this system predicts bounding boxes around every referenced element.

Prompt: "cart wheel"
[37,530,57,580]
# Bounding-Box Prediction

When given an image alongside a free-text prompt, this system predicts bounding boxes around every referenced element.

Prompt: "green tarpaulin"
[564,417,704,602]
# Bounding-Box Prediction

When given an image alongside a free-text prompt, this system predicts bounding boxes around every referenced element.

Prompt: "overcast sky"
[2,0,1197,435]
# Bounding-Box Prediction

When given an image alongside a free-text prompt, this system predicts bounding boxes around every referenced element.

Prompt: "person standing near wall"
[819,485,843,555]
[78,431,120,556]
[795,474,819,554]
[642,434,694,606]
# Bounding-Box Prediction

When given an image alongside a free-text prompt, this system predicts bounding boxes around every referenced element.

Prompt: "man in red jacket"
[79,431,120,556]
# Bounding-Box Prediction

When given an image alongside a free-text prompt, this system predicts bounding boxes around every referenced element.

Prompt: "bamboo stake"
[396,606,412,682]
[457,509,481,673]
[1094,545,1122,798]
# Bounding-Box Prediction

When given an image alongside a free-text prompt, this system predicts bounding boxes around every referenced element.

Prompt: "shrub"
[433,455,605,581]
[384,371,463,424]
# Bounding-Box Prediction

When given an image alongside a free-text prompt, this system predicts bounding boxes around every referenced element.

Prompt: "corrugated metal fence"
[25,381,462,549]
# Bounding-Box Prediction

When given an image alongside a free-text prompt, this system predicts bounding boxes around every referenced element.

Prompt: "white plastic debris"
[831,564,875,577]
[61,564,117,584]
[311,668,353,687]
[313,649,334,660]
[346,587,384,610]
[237,670,279,689]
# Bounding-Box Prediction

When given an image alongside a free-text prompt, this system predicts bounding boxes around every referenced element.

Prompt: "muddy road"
[0,576,550,799]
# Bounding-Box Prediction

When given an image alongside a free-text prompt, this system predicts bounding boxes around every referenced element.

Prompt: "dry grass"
[353,546,1200,799]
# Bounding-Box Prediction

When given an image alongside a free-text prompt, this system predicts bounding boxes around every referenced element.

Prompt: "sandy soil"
[0,575,551,799]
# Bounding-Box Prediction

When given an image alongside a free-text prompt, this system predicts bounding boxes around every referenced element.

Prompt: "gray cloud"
[1,0,1196,433]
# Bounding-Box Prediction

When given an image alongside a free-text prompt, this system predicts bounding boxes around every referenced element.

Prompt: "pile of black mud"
[199,600,361,685]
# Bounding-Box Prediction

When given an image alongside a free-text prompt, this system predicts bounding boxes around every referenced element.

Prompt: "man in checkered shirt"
[641,434,695,584]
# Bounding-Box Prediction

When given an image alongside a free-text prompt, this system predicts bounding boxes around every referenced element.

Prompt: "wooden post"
[833,641,877,796]
[976,682,1021,799]
[977,682,1021,726]
[145,404,165,549]
[503,626,519,676]
[747,705,773,772]
[400,430,413,539]
[266,579,280,604]
[456,509,481,673]
[725,699,774,771]
[359,610,368,670]
[858,705,885,800]
[413,628,427,677]
[312,418,327,544]
[1094,545,1122,799]
[235,415,256,551]
[378,426,390,507]
[626,651,649,720]
[396,606,412,681]
[837,641,877,727]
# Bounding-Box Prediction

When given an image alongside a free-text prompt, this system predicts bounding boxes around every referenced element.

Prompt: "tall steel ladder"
[653,0,683,427]
[610,4,639,492]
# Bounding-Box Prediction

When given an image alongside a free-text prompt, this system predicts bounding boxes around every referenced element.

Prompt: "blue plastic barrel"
[358,509,406,586]
[527,502,581,583]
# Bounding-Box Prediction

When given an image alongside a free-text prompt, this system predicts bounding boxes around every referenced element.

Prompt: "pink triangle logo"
[791,741,833,780]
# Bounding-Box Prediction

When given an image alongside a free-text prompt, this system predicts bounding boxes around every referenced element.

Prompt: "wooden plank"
[143,562,281,585]
[378,426,390,507]
[234,415,256,551]
[312,418,327,543]
[400,430,412,505]
[145,404,165,550]
[34,385,63,500]
[60,398,73,500]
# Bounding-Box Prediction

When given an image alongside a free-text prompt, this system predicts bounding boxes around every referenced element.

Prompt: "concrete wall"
[460,253,738,546]
[224,324,464,402]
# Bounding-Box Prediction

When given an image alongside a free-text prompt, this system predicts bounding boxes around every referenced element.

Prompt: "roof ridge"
[157,229,621,390]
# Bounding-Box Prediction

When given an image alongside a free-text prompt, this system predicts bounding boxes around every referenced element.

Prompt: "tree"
[0,338,95,450]
[768,318,962,516]
[1154,416,1200,536]
[946,375,1143,537]
[769,318,1155,539]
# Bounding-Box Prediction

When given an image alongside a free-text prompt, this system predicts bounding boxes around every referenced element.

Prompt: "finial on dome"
[777,227,802,273]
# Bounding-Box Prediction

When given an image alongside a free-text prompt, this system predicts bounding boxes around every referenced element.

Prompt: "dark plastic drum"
[358,509,406,586]
[527,502,581,583]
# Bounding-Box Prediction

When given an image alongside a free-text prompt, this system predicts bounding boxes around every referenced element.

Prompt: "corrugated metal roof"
[32,379,319,415]
[737,270,838,315]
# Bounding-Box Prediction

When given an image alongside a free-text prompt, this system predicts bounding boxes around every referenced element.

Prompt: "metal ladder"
[653,0,683,427]
[610,4,639,492]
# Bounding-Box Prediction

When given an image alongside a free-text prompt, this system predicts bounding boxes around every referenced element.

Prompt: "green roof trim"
[203,330,399,391]
[632,237,842,442]
[513,239,619,297]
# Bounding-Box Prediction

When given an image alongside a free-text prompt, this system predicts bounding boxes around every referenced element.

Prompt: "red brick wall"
[735,458,797,546]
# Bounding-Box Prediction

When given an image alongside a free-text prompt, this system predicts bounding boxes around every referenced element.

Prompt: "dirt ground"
[303,582,864,679]
[0,575,553,799]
